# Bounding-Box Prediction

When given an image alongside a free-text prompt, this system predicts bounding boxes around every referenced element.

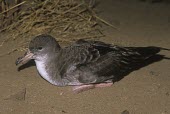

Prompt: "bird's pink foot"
[72,82,113,93]
[94,82,113,87]
[72,84,95,93]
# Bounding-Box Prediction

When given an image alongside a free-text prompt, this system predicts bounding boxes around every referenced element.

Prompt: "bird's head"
[16,34,61,65]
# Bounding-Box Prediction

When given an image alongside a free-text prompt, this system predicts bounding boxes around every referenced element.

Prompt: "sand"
[0,0,170,114]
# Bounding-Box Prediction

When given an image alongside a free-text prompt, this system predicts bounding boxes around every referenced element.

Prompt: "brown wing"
[57,39,162,85]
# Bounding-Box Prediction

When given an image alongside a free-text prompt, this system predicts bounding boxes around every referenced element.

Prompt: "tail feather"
[127,46,170,58]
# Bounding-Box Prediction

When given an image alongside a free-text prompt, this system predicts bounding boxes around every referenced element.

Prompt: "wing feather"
[57,39,161,84]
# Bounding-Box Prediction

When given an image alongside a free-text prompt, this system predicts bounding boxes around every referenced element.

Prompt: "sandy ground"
[0,0,170,114]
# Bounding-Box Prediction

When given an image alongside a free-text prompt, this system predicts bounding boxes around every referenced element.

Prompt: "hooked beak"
[15,50,34,66]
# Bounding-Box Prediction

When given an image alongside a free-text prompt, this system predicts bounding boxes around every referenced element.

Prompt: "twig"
[94,15,118,30]
[84,5,118,30]
[0,1,26,15]
[63,23,72,31]
[62,2,84,14]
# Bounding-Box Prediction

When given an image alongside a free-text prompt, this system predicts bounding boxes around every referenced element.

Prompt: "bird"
[16,34,169,93]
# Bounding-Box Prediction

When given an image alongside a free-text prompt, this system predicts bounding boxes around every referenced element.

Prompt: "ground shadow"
[112,54,170,82]
[17,60,35,71]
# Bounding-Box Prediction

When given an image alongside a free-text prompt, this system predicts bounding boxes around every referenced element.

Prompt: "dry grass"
[0,0,116,56]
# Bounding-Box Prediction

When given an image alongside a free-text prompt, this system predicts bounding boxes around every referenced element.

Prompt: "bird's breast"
[35,60,53,83]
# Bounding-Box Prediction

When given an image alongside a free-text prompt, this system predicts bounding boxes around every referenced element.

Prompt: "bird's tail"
[127,46,170,59]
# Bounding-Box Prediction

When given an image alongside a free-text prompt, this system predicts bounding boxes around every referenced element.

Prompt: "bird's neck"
[34,55,67,86]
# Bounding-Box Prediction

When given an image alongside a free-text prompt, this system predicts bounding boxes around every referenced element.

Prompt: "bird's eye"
[37,47,43,50]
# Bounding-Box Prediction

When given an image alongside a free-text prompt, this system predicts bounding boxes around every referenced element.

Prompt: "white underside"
[35,60,52,83]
